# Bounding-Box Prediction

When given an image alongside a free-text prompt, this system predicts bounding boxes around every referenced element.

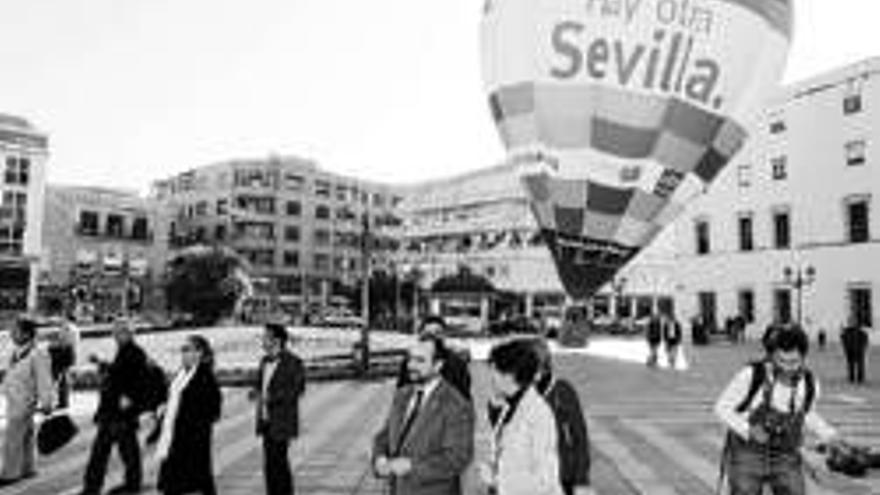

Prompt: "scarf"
[155,364,197,461]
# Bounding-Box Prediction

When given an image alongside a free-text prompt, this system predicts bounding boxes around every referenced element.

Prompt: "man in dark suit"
[255,323,306,495]
[841,318,869,384]
[80,320,151,495]
[396,317,471,401]
[374,333,475,495]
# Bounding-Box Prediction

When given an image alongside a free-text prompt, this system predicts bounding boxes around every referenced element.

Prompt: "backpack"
[735,360,816,414]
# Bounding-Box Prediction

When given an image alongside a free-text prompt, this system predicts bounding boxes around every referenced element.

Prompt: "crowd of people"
[0,311,874,494]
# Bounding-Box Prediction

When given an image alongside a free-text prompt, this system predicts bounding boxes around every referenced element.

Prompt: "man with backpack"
[79,319,167,495]
[714,327,845,494]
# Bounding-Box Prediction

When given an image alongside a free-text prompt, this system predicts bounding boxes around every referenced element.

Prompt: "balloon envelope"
[481,0,793,299]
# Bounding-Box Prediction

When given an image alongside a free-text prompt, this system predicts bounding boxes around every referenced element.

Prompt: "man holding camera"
[714,327,844,495]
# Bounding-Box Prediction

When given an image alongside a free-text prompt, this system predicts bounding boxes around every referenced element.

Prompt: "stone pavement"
[0,338,878,494]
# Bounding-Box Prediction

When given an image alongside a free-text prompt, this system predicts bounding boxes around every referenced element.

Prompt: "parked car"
[315,308,365,328]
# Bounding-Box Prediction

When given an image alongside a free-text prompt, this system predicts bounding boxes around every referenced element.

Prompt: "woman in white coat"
[482,339,563,495]
[0,318,54,486]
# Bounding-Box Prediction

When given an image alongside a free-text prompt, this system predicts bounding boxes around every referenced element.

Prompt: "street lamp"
[782,265,816,326]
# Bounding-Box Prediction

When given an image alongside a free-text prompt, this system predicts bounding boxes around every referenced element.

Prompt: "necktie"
[395,389,424,454]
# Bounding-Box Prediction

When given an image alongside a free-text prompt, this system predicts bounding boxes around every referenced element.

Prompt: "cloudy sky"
[0,0,877,192]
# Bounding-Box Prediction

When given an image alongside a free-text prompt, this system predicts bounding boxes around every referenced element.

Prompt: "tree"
[163,245,250,325]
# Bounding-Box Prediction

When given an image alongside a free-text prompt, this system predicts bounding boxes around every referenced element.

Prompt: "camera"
[749,408,803,451]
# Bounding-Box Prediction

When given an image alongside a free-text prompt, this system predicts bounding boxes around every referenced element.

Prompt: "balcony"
[74,224,155,243]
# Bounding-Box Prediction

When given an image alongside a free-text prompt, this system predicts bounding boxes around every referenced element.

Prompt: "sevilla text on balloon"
[550,23,724,110]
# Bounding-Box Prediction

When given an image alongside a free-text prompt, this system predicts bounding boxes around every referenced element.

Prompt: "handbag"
[37,412,79,455]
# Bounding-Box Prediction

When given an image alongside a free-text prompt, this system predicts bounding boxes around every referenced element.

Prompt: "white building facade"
[396,161,677,328]
[672,58,880,337]
[0,114,48,317]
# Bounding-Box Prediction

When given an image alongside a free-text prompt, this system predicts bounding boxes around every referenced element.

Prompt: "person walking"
[156,335,222,495]
[840,318,869,384]
[645,314,663,367]
[714,327,846,495]
[482,339,563,495]
[79,319,155,495]
[662,313,683,369]
[254,323,306,495]
[396,316,471,401]
[373,333,475,495]
[0,318,54,487]
[532,339,592,495]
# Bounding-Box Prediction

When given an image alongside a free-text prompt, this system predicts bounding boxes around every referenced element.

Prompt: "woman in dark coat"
[156,335,222,495]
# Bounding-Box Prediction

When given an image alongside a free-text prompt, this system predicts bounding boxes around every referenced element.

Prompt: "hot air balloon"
[481,0,793,300]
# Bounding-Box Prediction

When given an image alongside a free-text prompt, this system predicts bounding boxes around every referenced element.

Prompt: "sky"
[0,0,878,193]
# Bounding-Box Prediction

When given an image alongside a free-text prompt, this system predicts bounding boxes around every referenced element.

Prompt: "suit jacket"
[373,379,475,495]
[159,364,222,494]
[255,350,306,440]
[94,341,149,424]
[494,387,563,495]
[1,342,54,419]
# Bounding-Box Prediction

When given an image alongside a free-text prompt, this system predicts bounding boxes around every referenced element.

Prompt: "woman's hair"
[774,326,809,356]
[187,334,215,369]
[488,339,539,388]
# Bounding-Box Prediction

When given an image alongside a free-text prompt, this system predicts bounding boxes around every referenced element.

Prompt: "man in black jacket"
[841,318,869,384]
[79,320,153,495]
[255,323,306,495]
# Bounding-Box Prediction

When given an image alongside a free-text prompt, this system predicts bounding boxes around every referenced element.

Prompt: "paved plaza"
[1,337,879,494]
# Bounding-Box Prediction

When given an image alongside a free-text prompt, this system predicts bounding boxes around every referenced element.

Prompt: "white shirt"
[714,366,838,442]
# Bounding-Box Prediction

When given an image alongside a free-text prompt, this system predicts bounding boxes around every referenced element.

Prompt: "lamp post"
[782,265,816,326]
[359,212,372,376]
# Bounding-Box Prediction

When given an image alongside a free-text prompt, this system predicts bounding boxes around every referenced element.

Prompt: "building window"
[315,204,330,220]
[314,229,331,246]
[737,164,752,188]
[845,196,871,243]
[215,224,226,241]
[738,289,755,323]
[771,156,787,180]
[848,285,873,328]
[0,224,24,254]
[277,275,302,295]
[738,213,754,252]
[372,193,385,207]
[694,219,710,255]
[313,253,330,271]
[1,191,26,222]
[4,156,29,185]
[286,201,301,216]
[335,185,348,202]
[769,120,786,134]
[697,291,717,328]
[132,217,149,240]
[846,140,866,166]
[773,209,791,249]
[106,214,125,238]
[283,173,305,191]
[216,199,228,215]
[773,288,792,324]
[315,180,331,197]
[283,250,300,267]
[284,225,300,242]
[844,94,863,115]
[195,201,208,216]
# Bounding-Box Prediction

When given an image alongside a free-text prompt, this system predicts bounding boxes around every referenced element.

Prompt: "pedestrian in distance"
[714,326,846,495]
[645,313,663,367]
[80,318,163,495]
[396,316,471,401]
[373,333,475,495]
[531,339,593,495]
[481,339,563,495]
[0,317,54,487]
[156,335,222,495]
[840,318,869,385]
[662,312,684,369]
[254,322,306,495]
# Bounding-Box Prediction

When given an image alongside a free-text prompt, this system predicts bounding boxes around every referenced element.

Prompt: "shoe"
[105,484,141,494]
